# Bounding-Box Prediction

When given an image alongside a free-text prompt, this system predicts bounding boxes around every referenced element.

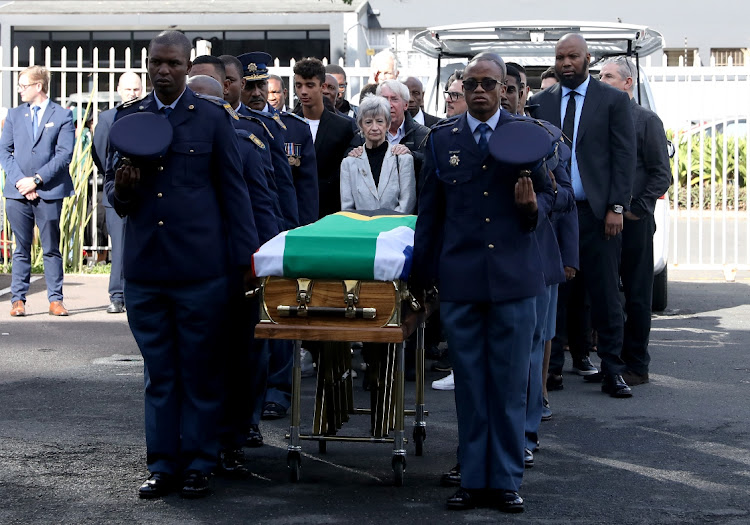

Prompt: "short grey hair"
[356,95,391,130]
[601,56,637,91]
[376,79,409,103]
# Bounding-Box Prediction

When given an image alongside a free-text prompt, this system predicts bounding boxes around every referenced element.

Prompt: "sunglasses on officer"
[462,77,504,92]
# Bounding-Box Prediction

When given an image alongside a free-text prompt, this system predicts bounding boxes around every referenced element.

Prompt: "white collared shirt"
[30,96,50,123]
[414,109,425,126]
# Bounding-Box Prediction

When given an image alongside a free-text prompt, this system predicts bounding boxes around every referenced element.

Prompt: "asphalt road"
[0,273,749,524]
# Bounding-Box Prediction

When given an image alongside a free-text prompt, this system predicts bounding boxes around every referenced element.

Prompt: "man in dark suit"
[105,31,258,499]
[91,71,143,314]
[413,55,555,513]
[530,33,636,397]
[598,57,672,386]
[404,77,440,127]
[1,65,75,317]
[293,57,354,218]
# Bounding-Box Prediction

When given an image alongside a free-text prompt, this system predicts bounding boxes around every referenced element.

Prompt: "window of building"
[711,48,747,67]
[664,48,700,67]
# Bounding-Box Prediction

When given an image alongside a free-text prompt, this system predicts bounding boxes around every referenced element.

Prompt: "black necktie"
[562,92,577,148]
[477,122,490,157]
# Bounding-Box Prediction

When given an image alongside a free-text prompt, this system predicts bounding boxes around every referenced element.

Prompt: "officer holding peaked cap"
[108,111,173,173]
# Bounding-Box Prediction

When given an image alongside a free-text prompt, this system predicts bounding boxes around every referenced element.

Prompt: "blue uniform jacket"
[0,101,75,200]
[235,128,281,245]
[278,110,319,225]
[104,89,258,282]
[238,103,299,229]
[412,110,555,303]
[549,141,580,271]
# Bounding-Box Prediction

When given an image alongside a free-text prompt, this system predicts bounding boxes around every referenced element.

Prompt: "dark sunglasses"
[463,77,501,92]
[444,91,465,101]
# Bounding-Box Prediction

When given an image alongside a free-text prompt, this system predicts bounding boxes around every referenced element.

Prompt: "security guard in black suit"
[104,31,258,499]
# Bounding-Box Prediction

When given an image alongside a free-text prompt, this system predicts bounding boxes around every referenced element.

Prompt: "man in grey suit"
[1,65,75,317]
[92,71,143,314]
[530,34,636,397]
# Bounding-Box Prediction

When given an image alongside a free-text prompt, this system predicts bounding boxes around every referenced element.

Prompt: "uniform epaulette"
[280,111,306,124]
[116,95,146,111]
[249,108,286,131]
[236,129,266,150]
[238,113,274,140]
[193,93,240,120]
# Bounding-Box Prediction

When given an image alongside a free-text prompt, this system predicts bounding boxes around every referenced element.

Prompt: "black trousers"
[620,213,655,375]
[549,275,595,374]
[571,202,626,376]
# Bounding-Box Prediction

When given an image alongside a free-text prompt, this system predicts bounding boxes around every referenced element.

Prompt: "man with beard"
[506,62,530,115]
[530,33,636,398]
[444,70,467,119]
[267,74,288,112]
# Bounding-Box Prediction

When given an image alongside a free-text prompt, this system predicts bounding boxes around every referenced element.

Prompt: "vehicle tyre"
[652,266,668,312]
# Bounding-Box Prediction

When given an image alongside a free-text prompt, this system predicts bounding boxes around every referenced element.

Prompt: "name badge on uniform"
[285,142,301,167]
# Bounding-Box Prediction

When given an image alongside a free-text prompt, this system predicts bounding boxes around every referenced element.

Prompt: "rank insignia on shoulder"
[272,113,287,130]
[449,154,460,167]
[223,102,239,120]
[250,133,266,149]
[117,95,146,111]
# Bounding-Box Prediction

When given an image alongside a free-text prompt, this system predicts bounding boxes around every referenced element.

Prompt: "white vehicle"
[412,21,670,310]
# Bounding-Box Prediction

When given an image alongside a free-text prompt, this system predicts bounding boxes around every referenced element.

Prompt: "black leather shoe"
[583,371,604,383]
[440,463,461,487]
[138,472,175,499]
[106,300,125,314]
[572,356,599,375]
[261,402,287,420]
[524,448,534,468]
[602,374,633,398]
[493,490,524,513]
[446,488,483,510]
[180,470,210,499]
[218,449,249,478]
[245,424,263,448]
[622,370,649,386]
[546,373,564,391]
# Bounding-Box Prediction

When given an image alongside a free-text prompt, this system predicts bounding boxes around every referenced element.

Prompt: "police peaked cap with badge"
[109,112,173,170]
[237,51,272,81]
[488,117,564,192]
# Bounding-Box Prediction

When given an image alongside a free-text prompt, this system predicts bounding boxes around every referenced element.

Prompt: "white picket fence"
[0,45,748,270]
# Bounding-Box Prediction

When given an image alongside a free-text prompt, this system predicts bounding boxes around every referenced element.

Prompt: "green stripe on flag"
[282,213,416,279]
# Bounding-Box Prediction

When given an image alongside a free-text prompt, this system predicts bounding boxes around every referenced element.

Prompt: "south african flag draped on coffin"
[252,210,416,281]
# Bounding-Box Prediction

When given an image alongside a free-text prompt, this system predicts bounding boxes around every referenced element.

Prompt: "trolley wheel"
[413,426,426,457]
[318,440,327,454]
[392,456,406,487]
[287,451,301,482]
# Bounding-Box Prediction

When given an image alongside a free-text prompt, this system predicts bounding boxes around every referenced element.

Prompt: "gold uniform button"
[483,191,489,197]
[157,166,164,172]
[157,193,163,198]
[488,244,495,249]
[158,221,164,226]
[485,218,490,223]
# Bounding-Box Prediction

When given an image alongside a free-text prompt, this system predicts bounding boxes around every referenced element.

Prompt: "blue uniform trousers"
[125,275,229,475]
[525,285,552,451]
[263,339,294,410]
[442,298,536,491]
[104,205,125,302]
[5,197,64,303]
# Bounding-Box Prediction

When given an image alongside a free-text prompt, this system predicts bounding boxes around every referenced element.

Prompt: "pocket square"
[44,122,54,128]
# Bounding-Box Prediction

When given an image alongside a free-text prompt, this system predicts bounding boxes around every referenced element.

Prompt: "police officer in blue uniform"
[185,74,280,473]
[104,31,258,499]
[412,55,555,513]
[236,52,300,230]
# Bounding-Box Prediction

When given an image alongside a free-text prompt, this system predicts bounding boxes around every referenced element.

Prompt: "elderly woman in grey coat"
[340,95,416,214]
